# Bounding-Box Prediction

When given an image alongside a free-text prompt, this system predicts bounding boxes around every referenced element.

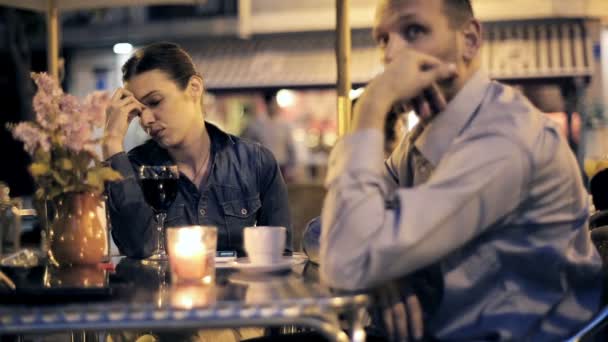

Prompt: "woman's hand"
[103,88,144,159]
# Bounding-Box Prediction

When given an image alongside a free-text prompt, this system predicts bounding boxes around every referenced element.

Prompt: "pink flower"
[57,113,70,127]
[31,72,62,98]
[64,120,93,153]
[12,122,50,155]
[31,72,65,131]
[84,91,110,128]
[12,72,121,199]
[39,134,51,153]
[33,92,59,130]
[59,94,80,118]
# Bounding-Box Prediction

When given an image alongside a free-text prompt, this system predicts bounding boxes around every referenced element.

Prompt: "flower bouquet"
[7,72,121,265]
[9,72,121,199]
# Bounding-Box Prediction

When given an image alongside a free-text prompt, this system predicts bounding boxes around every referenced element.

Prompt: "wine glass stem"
[155,212,167,253]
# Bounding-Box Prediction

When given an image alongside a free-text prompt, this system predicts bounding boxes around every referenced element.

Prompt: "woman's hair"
[122,42,200,90]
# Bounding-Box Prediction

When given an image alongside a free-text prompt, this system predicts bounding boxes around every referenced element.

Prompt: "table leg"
[344,307,367,342]
[70,331,99,342]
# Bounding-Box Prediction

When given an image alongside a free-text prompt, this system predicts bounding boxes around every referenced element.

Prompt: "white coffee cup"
[243,226,286,265]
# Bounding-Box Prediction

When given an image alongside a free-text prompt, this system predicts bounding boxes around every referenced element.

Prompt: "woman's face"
[125,69,203,149]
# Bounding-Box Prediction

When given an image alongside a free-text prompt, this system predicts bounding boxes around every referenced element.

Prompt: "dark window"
[147,0,237,20]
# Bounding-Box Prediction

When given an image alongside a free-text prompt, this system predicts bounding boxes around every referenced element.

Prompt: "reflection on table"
[0,254,369,342]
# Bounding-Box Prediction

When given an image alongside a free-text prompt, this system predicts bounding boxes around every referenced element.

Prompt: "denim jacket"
[105,122,292,258]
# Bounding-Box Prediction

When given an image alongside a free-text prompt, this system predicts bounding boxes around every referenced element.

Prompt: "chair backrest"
[564,211,608,341]
[565,306,608,342]
[590,210,608,230]
[591,226,608,267]
[286,183,325,252]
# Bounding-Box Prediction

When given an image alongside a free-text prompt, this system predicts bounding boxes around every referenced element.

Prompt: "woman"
[103,42,291,259]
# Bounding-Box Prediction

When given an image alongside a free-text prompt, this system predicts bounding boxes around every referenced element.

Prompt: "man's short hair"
[443,0,474,28]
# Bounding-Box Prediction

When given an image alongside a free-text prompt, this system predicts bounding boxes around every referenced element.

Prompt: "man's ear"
[188,75,205,99]
[462,19,482,62]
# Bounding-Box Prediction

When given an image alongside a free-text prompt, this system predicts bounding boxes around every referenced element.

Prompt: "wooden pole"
[336,0,351,136]
[47,0,59,80]
[238,0,252,39]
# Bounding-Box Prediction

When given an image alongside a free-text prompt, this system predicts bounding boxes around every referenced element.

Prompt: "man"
[241,92,296,181]
[320,0,603,340]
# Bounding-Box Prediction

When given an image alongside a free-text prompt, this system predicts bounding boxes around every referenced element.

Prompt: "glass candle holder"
[167,225,217,285]
[170,284,217,309]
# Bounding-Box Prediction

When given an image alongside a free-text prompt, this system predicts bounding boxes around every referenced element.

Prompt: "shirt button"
[199,209,206,216]
[241,208,248,215]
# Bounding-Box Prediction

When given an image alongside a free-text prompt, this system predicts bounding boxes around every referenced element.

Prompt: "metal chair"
[591,226,608,267]
[565,306,608,342]
[286,183,325,252]
[590,210,608,230]
[569,210,608,341]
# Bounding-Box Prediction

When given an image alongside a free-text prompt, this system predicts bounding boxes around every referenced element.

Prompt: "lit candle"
[167,226,216,284]
[171,284,216,309]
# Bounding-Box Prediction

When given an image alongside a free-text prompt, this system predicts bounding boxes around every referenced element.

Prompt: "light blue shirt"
[320,70,602,340]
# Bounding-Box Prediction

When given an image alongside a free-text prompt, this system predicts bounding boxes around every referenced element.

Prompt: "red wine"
[141,178,178,213]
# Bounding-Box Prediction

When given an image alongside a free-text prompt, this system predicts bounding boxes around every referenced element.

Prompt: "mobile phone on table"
[215,250,237,263]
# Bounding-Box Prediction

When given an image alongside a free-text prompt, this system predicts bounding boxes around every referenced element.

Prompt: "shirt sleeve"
[105,152,156,258]
[320,129,531,290]
[255,145,293,252]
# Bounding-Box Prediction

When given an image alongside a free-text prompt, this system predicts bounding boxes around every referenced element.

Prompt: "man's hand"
[102,88,144,159]
[353,49,456,131]
[376,281,424,342]
[411,83,448,124]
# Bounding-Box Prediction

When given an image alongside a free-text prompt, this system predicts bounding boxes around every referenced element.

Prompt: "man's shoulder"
[468,82,553,143]
[466,81,577,174]
[480,81,542,123]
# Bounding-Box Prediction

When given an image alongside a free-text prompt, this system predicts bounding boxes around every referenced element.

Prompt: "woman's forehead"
[125,70,175,96]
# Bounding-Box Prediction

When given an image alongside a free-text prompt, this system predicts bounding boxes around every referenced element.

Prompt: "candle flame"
[174,229,205,257]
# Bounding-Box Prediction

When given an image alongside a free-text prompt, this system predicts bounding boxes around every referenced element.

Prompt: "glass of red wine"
[139,165,179,261]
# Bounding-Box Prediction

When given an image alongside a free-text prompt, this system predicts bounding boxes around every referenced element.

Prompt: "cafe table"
[0,253,370,342]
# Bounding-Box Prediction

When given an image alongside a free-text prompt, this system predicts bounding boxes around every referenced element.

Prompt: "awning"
[185,30,378,90]
[189,19,595,90]
[482,19,594,79]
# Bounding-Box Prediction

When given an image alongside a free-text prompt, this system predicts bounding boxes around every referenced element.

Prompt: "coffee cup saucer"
[229,257,292,273]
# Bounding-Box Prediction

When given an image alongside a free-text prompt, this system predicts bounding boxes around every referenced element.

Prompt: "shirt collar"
[205,121,235,155]
[414,69,491,166]
[144,121,235,163]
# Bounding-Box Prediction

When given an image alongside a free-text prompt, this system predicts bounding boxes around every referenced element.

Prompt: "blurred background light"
[276,89,296,108]
[113,43,133,55]
[407,110,419,131]
[349,87,365,100]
